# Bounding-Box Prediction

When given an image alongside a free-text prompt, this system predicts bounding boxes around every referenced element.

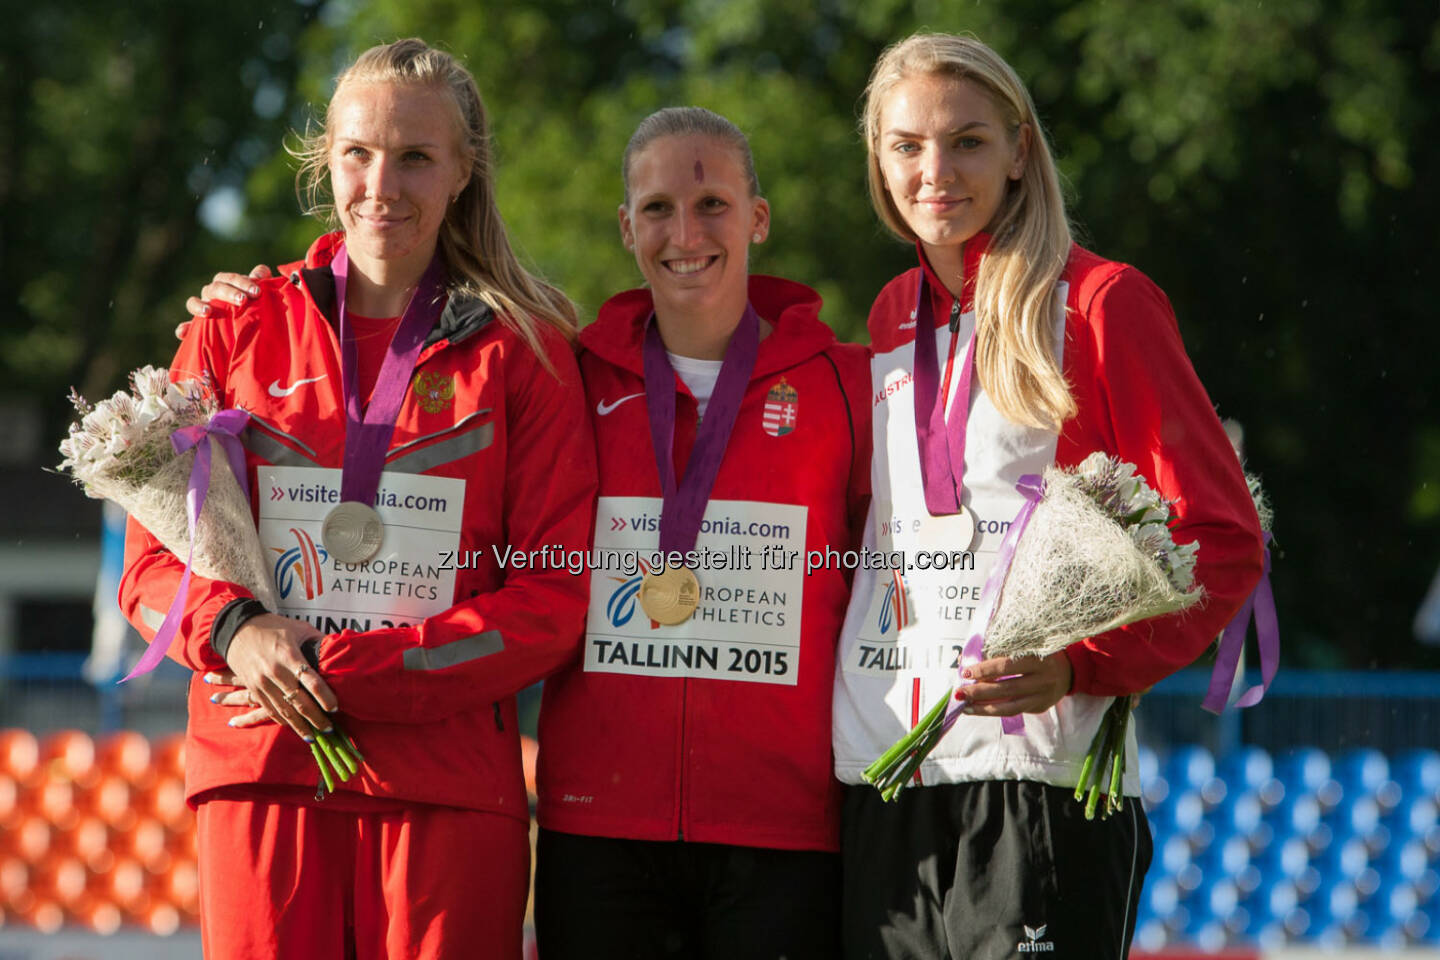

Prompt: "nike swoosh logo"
[596,392,645,416]
[268,375,328,398]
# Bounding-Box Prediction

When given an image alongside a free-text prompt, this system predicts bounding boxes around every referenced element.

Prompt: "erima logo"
[1017,925,1054,952]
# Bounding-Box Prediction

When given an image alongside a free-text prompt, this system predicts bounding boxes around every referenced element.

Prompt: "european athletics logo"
[877,569,909,636]
[603,558,662,630]
[273,527,329,601]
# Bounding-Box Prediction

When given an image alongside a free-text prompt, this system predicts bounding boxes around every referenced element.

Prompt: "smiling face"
[876,73,1029,273]
[328,80,470,281]
[618,134,769,323]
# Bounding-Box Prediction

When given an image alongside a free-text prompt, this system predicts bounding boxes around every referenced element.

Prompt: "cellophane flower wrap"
[864,453,1204,806]
[58,366,363,796]
[57,366,277,611]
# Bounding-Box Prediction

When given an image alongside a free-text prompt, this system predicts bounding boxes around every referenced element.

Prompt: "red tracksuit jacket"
[119,232,597,818]
[536,275,870,852]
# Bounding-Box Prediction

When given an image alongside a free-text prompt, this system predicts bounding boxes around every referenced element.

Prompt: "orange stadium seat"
[0,730,39,785]
[96,730,154,789]
[39,731,98,788]
[88,772,137,830]
[151,733,186,780]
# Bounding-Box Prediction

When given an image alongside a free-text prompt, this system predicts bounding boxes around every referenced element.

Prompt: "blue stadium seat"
[1254,836,1319,894]
[1393,748,1440,801]
[1214,790,1273,853]
[1275,747,1331,794]
[1334,747,1390,796]
[1218,745,1275,793]
[1269,791,1333,853]
[1165,745,1216,793]
[1401,797,1439,838]
[1376,837,1438,894]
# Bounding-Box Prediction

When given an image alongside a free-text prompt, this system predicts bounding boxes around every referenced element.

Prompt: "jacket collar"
[287,231,494,349]
[914,231,992,316]
[579,274,836,380]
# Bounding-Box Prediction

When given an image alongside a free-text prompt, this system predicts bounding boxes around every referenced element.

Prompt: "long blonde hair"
[863,33,1075,431]
[294,38,578,362]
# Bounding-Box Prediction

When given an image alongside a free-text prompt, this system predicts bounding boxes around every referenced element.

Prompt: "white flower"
[135,394,171,429]
[130,365,171,399]
[1077,451,1112,478]
[105,391,140,425]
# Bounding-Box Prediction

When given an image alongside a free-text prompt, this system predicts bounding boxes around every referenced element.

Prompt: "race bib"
[257,465,464,633]
[585,497,807,685]
[845,498,997,678]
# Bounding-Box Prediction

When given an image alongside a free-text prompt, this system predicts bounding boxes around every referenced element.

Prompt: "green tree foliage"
[5,0,1436,667]
[0,0,319,401]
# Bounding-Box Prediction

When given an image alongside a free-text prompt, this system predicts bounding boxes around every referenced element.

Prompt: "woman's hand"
[209,613,338,740]
[954,650,1073,716]
[176,264,272,338]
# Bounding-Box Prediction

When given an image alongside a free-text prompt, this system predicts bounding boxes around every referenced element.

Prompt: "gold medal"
[322,501,384,564]
[639,566,700,625]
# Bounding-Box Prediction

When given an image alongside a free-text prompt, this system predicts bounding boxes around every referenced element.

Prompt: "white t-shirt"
[666,351,724,420]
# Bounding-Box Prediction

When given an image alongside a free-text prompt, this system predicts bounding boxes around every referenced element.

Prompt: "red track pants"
[196,794,529,960]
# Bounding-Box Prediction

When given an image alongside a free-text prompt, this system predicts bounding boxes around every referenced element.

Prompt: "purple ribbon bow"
[943,474,1045,737]
[1202,532,1278,713]
[121,408,252,682]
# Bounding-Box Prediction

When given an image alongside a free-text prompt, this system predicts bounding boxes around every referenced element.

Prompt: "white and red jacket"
[833,236,1263,793]
[536,275,870,852]
[119,232,597,819]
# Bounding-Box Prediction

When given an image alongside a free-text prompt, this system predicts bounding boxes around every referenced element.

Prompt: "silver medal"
[322,501,384,564]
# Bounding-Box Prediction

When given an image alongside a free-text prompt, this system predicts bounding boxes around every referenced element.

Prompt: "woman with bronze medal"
[124,40,596,959]
[831,34,1264,959]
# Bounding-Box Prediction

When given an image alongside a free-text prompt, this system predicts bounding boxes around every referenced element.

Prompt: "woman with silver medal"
[129,39,595,959]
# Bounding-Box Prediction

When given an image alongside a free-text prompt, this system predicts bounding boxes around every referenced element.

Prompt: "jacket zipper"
[939,300,963,406]
[678,677,687,840]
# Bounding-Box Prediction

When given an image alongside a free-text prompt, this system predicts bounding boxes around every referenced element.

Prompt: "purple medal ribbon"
[643,304,760,557]
[1202,532,1278,713]
[911,272,978,516]
[333,243,447,506]
[941,474,1045,736]
[122,408,252,681]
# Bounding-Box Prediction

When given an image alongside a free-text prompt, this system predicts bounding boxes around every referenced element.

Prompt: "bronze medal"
[639,566,700,625]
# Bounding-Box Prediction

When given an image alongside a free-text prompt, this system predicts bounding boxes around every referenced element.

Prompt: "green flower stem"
[338,726,366,764]
[314,729,351,782]
[863,691,951,786]
[325,729,359,776]
[309,741,336,795]
[1073,710,1110,803]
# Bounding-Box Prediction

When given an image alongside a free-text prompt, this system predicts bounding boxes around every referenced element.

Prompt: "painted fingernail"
[227,718,239,727]
[202,674,214,684]
[247,284,260,295]
[303,735,316,743]
[961,669,973,679]
[209,693,220,703]
[199,304,210,316]
[953,688,966,701]
[320,726,334,735]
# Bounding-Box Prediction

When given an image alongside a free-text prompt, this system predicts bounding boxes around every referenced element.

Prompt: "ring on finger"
[297,665,312,676]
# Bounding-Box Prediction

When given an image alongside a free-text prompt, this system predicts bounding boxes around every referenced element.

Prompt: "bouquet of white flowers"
[58,366,362,795]
[864,453,1204,807]
[58,366,278,624]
